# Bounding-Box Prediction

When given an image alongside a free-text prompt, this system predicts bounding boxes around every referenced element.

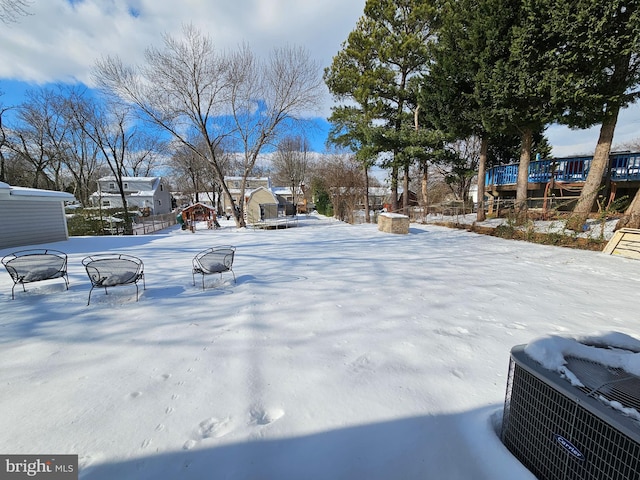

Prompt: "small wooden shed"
[0,182,75,250]
[245,187,280,224]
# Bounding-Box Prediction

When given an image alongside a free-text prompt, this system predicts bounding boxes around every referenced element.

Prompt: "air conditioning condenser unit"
[502,343,640,480]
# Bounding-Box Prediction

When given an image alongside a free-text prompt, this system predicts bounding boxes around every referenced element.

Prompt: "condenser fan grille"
[566,356,640,413]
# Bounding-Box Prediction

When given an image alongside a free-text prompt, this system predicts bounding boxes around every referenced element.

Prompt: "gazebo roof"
[181,202,216,214]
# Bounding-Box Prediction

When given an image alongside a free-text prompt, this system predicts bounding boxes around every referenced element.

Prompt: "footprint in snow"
[198,417,233,439]
[182,417,234,451]
[249,407,284,426]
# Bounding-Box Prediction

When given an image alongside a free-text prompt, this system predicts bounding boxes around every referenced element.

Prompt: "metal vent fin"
[566,356,640,414]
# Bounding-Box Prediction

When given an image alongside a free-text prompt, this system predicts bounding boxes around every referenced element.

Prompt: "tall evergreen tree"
[423,0,554,220]
[325,0,436,213]
[483,0,556,215]
[534,0,640,230]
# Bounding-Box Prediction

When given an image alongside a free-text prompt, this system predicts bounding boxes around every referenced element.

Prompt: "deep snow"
[1,214,639,479]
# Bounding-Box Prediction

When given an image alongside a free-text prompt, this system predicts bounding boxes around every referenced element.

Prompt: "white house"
[0,182,75,250]
[90,177,173,215]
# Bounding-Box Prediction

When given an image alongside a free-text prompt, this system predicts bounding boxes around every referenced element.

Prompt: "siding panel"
[0,199,68,250]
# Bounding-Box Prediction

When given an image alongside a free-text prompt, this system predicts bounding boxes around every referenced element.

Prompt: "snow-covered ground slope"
[1,214,638,479]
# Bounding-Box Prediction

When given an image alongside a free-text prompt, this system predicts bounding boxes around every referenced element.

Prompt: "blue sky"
[1,0,639,158]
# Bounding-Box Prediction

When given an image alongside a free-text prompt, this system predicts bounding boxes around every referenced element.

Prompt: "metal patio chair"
[82,253,145,305]
[192,246,236,290]
[2,249,69,299]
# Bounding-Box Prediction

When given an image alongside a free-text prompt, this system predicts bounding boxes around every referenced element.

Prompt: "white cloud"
[0,0,364,88]
[2,0,639,158]
[547,103,640,158]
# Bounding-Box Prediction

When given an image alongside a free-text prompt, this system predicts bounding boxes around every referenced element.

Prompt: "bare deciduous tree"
[68,93,142,233]
[94,24,324,227]
[8,88,64,189]
[0,0,31,24]
[0,96,11,183]
[170,140,217,205]
[314,153,365,223]
[272,135,310,210]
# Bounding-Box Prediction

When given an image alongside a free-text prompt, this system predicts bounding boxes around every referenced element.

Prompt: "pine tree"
[538,0,640,230]
[325,0,436,213]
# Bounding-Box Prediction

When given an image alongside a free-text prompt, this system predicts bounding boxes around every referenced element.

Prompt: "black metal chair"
[2,249,69,299]
[192,246,236,290]
[82,253,145,305]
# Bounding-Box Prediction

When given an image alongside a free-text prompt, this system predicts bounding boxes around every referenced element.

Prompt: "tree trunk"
[515,128,533,218]
[117,182,133,235]
[391,163,399,212]
[476,136,488,222]
[403,162,410,215]
[421,160,428,220]
[616,194,640,230]
[566,103,620,231]
[364,164,371,223]
[0,150,6,183]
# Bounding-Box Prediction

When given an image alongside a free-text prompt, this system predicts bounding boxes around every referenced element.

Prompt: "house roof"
[98,176,161,183]
[180,202,216,213]
[90,191,156,199]
[0,182,75,201]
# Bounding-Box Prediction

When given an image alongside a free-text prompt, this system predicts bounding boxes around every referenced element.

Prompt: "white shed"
[0,182,75,250]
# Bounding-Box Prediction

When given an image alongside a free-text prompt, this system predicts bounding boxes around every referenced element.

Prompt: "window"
[160,184,164,191]
[109,183,115,190]
[124,182,129,190]
[102,200,111,207]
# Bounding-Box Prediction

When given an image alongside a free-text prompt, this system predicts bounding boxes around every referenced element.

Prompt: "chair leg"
[87,286,94,306]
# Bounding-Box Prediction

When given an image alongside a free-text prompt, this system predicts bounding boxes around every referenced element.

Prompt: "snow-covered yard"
[1,214,638,479]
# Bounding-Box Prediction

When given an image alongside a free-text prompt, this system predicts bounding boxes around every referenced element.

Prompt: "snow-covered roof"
[0,182,75,201]
[98,176,160,183]
[90,191,156,199]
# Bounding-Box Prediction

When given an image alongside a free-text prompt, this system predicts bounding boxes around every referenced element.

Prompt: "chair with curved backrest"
[2,249,69,299]
[82,253,145,305]
[192,246,236,290]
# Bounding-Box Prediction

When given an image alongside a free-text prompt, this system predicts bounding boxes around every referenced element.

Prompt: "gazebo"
[178,203,220,232]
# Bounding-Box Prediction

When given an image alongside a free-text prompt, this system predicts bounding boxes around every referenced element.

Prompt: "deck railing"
[485,152,640,186]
